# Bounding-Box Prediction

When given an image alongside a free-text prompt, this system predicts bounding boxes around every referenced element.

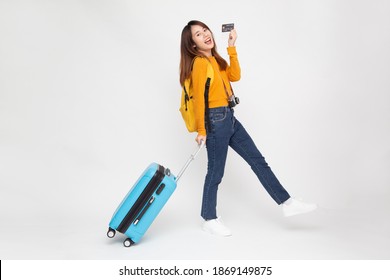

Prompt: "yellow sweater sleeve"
[226,46,241,82]
[191,47,241,136]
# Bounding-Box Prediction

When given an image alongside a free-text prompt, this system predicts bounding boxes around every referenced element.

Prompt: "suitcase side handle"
[175,141,205,182]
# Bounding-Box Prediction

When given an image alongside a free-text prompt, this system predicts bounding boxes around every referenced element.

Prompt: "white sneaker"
[282,198,317,217]
[202,217,232,237]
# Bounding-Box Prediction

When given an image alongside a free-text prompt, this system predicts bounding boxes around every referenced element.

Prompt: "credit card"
[222,23,234,32]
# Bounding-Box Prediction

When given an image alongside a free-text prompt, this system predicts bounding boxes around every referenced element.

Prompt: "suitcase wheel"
[107,227,116,238]
[165,168,171,176]
[123,238,135,248]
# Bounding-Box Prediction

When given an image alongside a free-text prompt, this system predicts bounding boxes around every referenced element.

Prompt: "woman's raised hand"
[228,29,237,47]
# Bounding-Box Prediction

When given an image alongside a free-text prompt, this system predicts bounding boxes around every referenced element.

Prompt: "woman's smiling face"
[191,24,214,56]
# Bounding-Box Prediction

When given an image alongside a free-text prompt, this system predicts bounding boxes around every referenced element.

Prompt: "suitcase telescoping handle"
[175,140,205,182]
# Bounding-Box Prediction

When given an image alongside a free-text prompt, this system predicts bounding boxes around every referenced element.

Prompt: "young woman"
[180,20,317,236]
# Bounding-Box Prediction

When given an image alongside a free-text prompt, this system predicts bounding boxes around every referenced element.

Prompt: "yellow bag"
[179,63,214,132]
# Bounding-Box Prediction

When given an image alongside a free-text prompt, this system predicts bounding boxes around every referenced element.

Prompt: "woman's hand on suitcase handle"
[199,138,206,149]
[196,134,206,146]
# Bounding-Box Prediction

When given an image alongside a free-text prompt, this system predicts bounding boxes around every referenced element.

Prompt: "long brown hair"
[180,20,228,85]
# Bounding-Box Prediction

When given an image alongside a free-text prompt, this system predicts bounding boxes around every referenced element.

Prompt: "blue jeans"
[201,106,291,220]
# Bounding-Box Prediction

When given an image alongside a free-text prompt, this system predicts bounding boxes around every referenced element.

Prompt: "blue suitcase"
[107,143,203,247]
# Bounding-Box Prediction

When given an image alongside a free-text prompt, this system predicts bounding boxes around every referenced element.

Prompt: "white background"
[0,0,389,260]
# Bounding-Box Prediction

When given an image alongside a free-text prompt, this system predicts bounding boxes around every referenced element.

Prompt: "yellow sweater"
[191,47,241,136]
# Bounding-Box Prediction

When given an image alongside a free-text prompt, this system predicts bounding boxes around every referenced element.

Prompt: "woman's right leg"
[201,107,233,221]
[201,134,230,220]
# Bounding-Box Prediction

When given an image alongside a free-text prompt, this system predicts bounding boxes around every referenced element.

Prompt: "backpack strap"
[185,58,214,133]
[204,77,211,133]
[204,62,213,133]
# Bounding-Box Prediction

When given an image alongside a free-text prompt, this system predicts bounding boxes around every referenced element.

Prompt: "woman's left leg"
[229,118,291,204]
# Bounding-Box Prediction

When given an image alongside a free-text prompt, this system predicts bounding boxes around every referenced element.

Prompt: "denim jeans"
[201,106,291,220]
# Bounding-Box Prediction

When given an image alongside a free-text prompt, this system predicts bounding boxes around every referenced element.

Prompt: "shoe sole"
[202,226,232,237]
[283,205,318,217]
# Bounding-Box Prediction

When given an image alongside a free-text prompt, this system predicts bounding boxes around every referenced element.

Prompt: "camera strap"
[216,69,235,99]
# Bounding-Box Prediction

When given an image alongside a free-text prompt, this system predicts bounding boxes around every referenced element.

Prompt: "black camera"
[228,95,240,108]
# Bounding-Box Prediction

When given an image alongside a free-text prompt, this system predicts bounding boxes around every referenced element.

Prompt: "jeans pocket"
[210,112,227,123]
[207,110,227,135]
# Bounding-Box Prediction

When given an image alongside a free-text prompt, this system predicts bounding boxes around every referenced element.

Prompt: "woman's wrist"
[227,46,237,55]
